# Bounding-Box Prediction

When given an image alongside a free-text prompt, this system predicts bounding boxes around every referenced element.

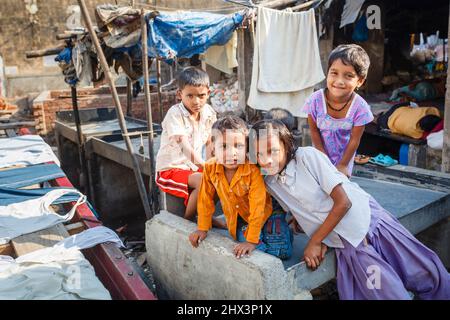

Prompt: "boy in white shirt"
[156,67,219,222]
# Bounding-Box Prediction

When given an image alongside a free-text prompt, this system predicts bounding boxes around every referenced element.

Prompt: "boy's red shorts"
[156,168,202,206]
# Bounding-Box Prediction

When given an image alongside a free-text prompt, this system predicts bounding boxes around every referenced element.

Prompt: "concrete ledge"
[145,211,312,300]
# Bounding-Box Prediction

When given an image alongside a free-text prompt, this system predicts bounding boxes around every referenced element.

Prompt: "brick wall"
[32,86,178,136]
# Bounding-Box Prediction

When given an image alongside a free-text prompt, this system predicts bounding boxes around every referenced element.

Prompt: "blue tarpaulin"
[146,11,244,59]
[0,164,66,189]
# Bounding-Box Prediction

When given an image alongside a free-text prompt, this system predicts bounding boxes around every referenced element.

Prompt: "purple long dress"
[336,197,450,300]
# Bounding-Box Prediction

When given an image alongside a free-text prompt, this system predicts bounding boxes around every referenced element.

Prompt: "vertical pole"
[442,4,450,172]
[126,78,133,116]
[71,86,90,197]
[237,25,256,122]
[141,8,157,213]
[156,58,163,123]
[78,0,152,219]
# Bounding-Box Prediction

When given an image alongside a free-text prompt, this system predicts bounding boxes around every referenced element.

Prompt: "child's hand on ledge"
[189,230,208,248]
[233,241,256,259]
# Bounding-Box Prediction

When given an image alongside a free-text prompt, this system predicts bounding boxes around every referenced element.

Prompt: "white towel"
[204,32,238,75]
[248,7,325,117]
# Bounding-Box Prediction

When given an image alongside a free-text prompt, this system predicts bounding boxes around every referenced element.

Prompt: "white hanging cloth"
[248,7,325,117]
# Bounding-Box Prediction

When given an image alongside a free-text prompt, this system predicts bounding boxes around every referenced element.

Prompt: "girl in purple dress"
[303,44,374,177]
[250,119,450,300]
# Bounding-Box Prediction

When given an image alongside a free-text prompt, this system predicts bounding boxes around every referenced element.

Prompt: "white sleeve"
[300,147,345,195]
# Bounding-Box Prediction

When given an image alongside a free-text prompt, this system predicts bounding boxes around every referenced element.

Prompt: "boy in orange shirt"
[189,115,292,259]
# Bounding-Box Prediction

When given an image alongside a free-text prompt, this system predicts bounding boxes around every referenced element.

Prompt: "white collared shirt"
[156,102,217,172]
[264,147,371,248]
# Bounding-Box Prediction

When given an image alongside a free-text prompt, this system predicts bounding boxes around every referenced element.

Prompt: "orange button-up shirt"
[197,158,273,244]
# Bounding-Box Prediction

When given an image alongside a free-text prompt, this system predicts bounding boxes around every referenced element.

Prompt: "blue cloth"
[55,47,72,64]
[0,187,82,206]
[0,164,66,189]
[146,11,244,59]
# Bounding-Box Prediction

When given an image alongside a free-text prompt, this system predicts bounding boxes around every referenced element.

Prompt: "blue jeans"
[237,213,293,260]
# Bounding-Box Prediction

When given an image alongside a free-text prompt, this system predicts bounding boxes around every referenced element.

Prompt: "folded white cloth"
[0,246,111,300]
[427,130,443,150]
[0,135,60,169]
[248,7,325,117]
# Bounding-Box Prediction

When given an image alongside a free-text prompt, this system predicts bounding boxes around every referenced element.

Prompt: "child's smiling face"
[214,130,247,170]
[326,58,365,101]
[255,134,287,176]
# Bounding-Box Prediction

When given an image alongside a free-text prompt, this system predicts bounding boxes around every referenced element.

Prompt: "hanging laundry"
[340,0,366,28]
[204,31,238,75]
[146,10,245,59]
[95,4,142,49]
[55,47,78,86]
[72,38,94,87]
[0,189,86,245]
[0,246,111,300]
[248,7,325,117]
[0,135,60,169]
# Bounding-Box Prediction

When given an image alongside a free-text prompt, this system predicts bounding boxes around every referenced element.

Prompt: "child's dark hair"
[211,115,249,142]
[177,66,210,90]
[263,108,296,131]
[328,44,370,79]
[249,119,296,165]
[419,115,441,132]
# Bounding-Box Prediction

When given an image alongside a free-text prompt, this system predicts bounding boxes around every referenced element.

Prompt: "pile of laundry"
[209,79,241,115]
[0,226,123,300]
[0,134,124,300]
[375,102,444,149]
[55,4,247,89]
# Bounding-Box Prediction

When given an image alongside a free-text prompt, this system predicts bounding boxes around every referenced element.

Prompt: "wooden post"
[78,0,153,219]
[141,9,158,214]
[237,26,258,122]
[126,78,133,116]
[442,6,450,172]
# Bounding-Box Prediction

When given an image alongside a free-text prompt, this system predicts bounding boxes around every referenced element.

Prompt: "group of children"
[155,44,450,299]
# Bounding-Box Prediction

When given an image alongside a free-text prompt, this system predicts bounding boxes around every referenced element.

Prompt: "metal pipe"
[70,86,90,197]
[77,0,152,219]
[156,58,163,123]
[141,8,157,215]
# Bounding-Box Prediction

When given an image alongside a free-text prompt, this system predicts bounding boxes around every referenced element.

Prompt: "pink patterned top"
[302,89,374,174]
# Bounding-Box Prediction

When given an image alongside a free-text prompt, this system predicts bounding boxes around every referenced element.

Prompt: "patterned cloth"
[303,89,374,174]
